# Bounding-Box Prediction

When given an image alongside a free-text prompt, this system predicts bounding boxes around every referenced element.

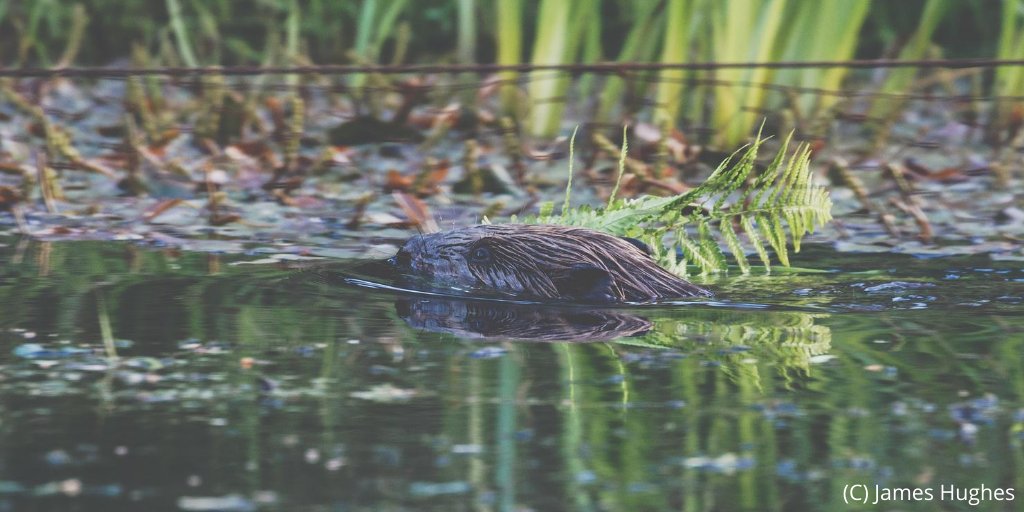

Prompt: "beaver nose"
[391,235,426,267]
[389,248,412,268]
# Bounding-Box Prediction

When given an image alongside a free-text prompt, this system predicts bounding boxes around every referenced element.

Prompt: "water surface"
[0,239,1021,511]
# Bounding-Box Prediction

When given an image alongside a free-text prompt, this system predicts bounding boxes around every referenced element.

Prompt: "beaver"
[388,224,711,303]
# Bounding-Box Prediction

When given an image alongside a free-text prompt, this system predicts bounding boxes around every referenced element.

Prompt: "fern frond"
[696,219,728,273]
[561,126,579,216]
[741,214,772,271]
[521,129,833,275]
[675,229,716,274]
[719,219,749,274]
[608,126,628,207]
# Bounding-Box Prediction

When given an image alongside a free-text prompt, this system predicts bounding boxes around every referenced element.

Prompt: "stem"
[166,0,199,67]
[562,125,579,215]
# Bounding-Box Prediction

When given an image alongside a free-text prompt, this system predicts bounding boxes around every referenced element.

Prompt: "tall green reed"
[496,0,522,116]
[773,1,870,121]
[596,0,664,122]
[867,0,948,121]
[653,0,698,127]
[709,0,787,148]
[350,0,408,88]
[526,0,587,137]
[994,0,1024,130]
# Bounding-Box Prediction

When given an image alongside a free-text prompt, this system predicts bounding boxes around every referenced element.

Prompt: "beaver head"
[389,224,711,303]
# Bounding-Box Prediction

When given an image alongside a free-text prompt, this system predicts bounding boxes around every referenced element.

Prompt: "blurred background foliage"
[0,0,1015,67]
[0,0,1021,144]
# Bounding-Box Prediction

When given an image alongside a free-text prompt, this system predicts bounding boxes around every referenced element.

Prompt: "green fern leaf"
[697,219,728,274]
[520,128,832,275]
[720,219,750,274]
[676,229,717,274]
[538,201,554,218]
[757,212,789,266]
[740,214,772,270]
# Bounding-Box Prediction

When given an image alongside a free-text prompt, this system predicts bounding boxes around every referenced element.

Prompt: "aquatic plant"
[772,1,870,120]
[595,0,665,122]
[867,0,949,122]
[495,0,523,116]
[525,0,587,137]
[517,128,833,275]
[708,0,787,149]
[993,0,1024,132]
[166,0,199,67]
[350,0,409,88]
[653,0,698,127]
[3,0,1017,156]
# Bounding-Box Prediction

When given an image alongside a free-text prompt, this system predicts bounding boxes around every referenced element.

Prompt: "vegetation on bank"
[1,0,1022,146]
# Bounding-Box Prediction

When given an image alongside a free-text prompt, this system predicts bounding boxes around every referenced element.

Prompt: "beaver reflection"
[395,297,652,342]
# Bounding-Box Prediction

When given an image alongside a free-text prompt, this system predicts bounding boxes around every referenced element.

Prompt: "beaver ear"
[619,237,652,256]
[557,264,615,303]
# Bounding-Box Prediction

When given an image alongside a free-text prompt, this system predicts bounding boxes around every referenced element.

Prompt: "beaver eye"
[468,245,492,264]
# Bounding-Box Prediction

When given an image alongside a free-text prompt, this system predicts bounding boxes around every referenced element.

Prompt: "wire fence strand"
[3,57,1024,78]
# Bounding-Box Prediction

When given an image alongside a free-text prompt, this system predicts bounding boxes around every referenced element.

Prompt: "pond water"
[0,238,1022,511]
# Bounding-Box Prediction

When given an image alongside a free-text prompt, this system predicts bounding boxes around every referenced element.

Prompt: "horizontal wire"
[3,58,1024,78]
[74,73,1023,104]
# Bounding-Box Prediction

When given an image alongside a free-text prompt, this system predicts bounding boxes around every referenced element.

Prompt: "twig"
[35,151,57,213]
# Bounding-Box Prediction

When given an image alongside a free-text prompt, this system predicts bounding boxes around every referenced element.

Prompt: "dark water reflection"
[394,297,653,341]
[0,239,1022,511]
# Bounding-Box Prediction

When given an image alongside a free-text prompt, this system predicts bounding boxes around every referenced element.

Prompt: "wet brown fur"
[391,224,711,303]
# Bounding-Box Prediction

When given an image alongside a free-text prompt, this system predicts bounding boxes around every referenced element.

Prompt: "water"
[1,239,1022,511]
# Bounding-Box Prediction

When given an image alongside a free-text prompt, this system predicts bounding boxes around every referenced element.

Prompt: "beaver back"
[390,224,711,303]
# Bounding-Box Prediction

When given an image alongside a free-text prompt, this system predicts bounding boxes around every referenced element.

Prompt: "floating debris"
[409,481,472,498]
[350,383,423,403]
[12,343,91,359]
[681,453,755,474]
[177,494,256,512]
[468,346,507,359]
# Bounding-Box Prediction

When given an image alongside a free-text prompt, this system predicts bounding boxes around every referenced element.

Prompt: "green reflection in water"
[0,239,1022,511]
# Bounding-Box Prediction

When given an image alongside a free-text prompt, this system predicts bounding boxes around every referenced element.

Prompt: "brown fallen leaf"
[412,159,450,197]
[346,192,376,230]
[904,158,984,184]
[208,212,241,226]
[385,169,414,192]
[0,162,26,176]
[230,140,274,159]
[141,198,185,222]
[393,191,438,233]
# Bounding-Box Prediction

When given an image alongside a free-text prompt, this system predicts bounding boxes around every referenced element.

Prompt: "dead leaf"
[393,191,438,233]
[385,170,414,192]
[142,198,185,222]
